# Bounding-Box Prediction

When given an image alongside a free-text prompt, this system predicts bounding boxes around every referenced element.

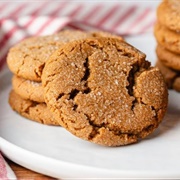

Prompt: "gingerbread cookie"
[157,0,180,31]
[12,75,44,103]
[7,30,123,82]
[156,44,180,71]
[9,90,59,125]
[156,60,180,92]
[154,23,180,54]
[42,37,168,146]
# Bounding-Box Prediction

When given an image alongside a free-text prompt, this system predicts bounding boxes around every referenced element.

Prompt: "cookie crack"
[34,63,45,78]
[126,63,139,96]
[69,89,79,100]
[81,58,90,82]
[81,57,91,94]
[125,62,140,111]
[117,49,134,58]
[140,99,158,118]
[58,113,69,129]
[85,113,99,140]
[88,125,137,141]
[56,93,65,101]
[127,61,151,111]
[69,89,79,110]
[24,101,39,114]
[86,114,133,140]
[70,57,92,110]
[17,54,27,76]
[56,56,92,110]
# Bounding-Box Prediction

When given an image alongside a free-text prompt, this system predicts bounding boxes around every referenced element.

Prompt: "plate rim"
[1,137,180,179]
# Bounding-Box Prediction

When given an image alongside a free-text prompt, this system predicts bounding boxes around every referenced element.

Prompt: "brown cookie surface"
[7,30,123,82]
[156,59,180,92]
[157,0,180,31]
[173,78,180,91]
[12,76,44,103]
[42,37,168,146]
[156,44,180,71]
[154,23,180,54]
[9,90,59,125]
[7,30,92,82]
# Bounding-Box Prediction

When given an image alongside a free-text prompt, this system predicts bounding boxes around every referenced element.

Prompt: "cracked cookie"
[7,30,123,82]
[7,30,93,82]
[12,75,44,103]
[156,60,180,92]
[154,23,180,54]
[157,0,180,31]
[9,90,59,125]
[42,37,168,146]
[156,44,180,71]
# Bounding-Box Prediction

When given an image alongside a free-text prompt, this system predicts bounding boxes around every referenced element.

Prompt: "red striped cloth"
[0,154,7,179]
[0,1,156,70]
[0,153,16,179]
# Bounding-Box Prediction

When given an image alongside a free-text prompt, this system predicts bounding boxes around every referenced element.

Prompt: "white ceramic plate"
[1,34,180,179]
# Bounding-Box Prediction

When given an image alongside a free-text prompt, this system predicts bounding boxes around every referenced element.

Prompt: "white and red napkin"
[0,153,16,179]
[0,1,157,178]
[0,1,157,70]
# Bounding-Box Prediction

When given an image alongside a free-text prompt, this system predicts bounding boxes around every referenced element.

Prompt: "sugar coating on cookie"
[9,90,59,125]
[154,23,180,54]
[157,0,180,31]
[7,30,123,82]
[12,76,44,103]
[7,30,93,82]
[42,37,168,146]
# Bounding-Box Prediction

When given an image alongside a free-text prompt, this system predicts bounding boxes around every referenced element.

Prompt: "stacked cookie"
[7,30,123,126]
[7,30,168,146]
[154,0,180,92]
[7,30,100,125]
